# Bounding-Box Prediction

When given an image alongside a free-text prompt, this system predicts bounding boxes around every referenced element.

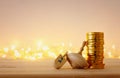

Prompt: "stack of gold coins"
[86,32,105,69]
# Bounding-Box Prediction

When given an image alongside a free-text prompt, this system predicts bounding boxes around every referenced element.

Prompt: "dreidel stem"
[63,52,68,57]
[78,41,87,55]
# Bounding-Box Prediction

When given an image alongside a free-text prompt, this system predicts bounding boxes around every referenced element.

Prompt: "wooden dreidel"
[54,52,67,69]
[67,41,89,69]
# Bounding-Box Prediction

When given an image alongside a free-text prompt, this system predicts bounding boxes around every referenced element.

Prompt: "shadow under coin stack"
[86,32,105,69]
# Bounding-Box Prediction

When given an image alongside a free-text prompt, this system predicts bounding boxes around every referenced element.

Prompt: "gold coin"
[86,34,104,37]
[87,47,104,49]
[91,63,105,67]
[87,50,104,53]
[95,53,104,55]
[87,36,104,39]
[89,56,103,59]
[87,44,104,47]
[87,42,104,44]
[87,52,97,55]
[87,39,104,42]
[88,50,103,52]
[95,61,103,63]
[92,63,105,65]
[87,32,104,36]
[87,56,96,59]
[91,62,103,66]
[87,35,104,38]
[87,53,95,56]
[95,56,104,58]
[87,50,104,55]
[87,41,104,43]
[89,54,103,57]
[94,61,103,64]
[86,34,104,38]
[87,58,96,61]
[87,53,104,55]
[95,59,104,61]
[87,48,104,50]
[87,46,104,47]
[88,50,104,52]
[90,65,104,69]
[95,58,104,61]
[86,32,104,42]
[87,60,95,64]
[87,38,104,40]
[94,59,103,63]
[87,33,104,36]
[88,55,96,58]
[91,63,104,66]
[89,57,96,59]
[87,56,104,59]
[87,43,104,45]
[88,53,103,56]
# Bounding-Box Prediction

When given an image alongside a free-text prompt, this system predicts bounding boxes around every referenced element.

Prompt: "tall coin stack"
[86,32,105,69]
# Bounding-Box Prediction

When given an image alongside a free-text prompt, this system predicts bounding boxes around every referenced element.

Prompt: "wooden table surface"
[0,59,120,78]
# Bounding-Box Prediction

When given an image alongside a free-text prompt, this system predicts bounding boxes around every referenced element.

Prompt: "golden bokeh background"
[0,0,120,59]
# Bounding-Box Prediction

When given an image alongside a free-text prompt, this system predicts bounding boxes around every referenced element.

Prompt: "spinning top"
[54,52,67,69]
[67,41,89,69]
[54,41,88,69]
[67,53,88,69]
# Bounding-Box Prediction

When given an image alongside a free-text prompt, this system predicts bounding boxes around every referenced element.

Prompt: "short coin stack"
[86,32,105,69]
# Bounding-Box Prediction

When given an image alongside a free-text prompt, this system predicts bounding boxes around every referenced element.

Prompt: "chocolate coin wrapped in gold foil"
[86,32,105,69]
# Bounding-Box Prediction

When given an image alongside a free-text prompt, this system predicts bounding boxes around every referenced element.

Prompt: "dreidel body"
[67,41,89,69]
[54,53,67,69]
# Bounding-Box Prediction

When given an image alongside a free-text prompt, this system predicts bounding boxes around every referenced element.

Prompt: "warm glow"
[67,50,72,53]
[27,48,31,51]
[11,45,16,50]
[112,45,116,50]
[0,42,120,60]
[3,48,9,53]
[48,51,57,58]
[0,0,120,61]
[69,42,73,47]
[21,48,25,51]
[42,46,49,51]
[37,53,43,58]
[14,50,21,58]
[61,42,65,47]
[30,57,36,61]
[2,54,7,58]
[108,52,114,58]
[119,56,120,59]
[37,40,42,47]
